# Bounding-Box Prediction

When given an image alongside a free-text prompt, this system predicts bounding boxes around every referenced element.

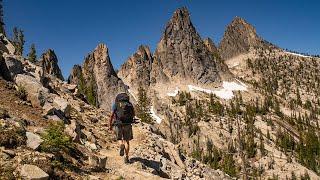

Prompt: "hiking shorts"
[114,124,133,141]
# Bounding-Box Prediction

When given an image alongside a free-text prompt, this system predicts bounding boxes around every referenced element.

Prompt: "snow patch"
[150,106,162,124]
[285,51,311,58]
[188,80,247,100]
[167,87,180,97]
[213,89,234,100]
[222,81,247,91]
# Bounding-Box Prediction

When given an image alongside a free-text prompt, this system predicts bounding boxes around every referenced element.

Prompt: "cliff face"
[150,7,222,85]
[117,45,153,93]
[219,17,267,60]
[69,44,127,110]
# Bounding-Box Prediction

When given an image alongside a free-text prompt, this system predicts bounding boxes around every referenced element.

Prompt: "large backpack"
[115,93,134,124]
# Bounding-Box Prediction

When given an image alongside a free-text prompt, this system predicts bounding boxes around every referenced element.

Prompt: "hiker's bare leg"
[124,140,130,157]
[118,140,123,146]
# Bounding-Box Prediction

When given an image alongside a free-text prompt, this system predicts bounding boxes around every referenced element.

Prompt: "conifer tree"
[136,87,152,123]
[27,43,37,63]
[0,0,5,35]
[259,131,266,156]
[12,27,25,55]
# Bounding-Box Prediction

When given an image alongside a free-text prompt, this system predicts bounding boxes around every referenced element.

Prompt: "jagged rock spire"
[39,49,64,80]
[118,45,153,93]
[69,43,127,110]
[219,16,266,60]
[150,7,221,85]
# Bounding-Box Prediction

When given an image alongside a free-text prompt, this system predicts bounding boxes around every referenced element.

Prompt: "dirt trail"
[95,125,165,180]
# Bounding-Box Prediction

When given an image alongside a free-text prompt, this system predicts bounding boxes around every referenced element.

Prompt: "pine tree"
[296,87,302,105]
[12,27,25,55]
[267,129,271,140]
[222,152,237,177]
[259,131,266,156]
[0,0,5,35]
[27,43,37,63]
[136,87,152,123]
[291,171,297,180]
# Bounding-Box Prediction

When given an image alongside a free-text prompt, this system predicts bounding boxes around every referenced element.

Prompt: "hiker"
[109,93,135,164]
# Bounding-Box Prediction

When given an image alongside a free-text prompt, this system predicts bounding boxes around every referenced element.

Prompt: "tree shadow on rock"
[130,157,170,179]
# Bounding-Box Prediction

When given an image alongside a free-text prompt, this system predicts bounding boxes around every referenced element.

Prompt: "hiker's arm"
[109,111,115,130]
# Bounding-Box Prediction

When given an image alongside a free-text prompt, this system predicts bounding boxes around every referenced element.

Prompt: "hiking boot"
[124,156,129,164]
[119,144,125,156]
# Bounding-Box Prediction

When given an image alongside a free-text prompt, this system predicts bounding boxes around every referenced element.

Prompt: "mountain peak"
[163,7,195,38]
[232,16,247,24]
[95,43,108,52]
[151,7,223,85]
[219,16,264,59]
[171,7,190,21]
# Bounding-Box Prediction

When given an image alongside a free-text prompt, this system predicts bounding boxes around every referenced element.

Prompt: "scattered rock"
[53,96,71,118]
[20,164,49,180]
[46,115,63,122]
[0,107,9,119]
[85,141,98,150]
[14,74,49,107]
[88,154,107,169]
[0,119,27,148]
[65,120,82,142]
[2,149,16,157]
[26,132,43,150]
[0,54,23,81]
[0,33,16,54]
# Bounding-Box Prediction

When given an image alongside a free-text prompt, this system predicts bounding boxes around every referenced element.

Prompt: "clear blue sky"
[4,0,320,79]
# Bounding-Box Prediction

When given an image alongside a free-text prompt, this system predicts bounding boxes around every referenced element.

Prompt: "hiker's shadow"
[130,157,170,179]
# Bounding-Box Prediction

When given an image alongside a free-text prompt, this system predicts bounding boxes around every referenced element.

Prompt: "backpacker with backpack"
[114,93,135,124]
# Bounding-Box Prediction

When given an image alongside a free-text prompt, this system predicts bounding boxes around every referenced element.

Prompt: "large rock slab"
[0,54,23,80]
[20,164,49,180]
[65,120,82,142]
[53,96,71,118]
[88,154,107,169]
[0,33,15,54]
[26,132,43,150]
[15,74,49,107]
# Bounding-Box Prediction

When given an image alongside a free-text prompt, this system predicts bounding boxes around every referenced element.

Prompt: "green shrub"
[15,84,27,101]
[40,122,73,153]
